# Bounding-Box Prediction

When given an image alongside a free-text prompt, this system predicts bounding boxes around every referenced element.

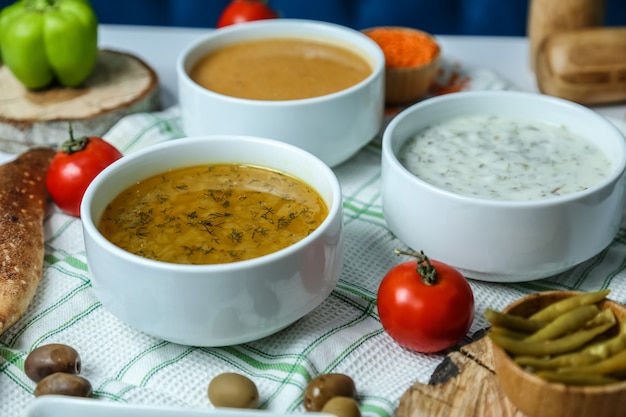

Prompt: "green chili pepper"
[523,304,600,343]
[484,308,546,333]
[489,317,616,357]
[490,325,530,340]
[514,326,625,370]
[557,349,626,378]
[515,351,602,369]
[0,0,98,89]
[583,322,626,358]
[528,290,610,322]
[535,370,619,386]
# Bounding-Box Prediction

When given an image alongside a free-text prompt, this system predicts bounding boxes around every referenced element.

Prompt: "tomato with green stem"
[46,126,123,217]
[377,249,475,353]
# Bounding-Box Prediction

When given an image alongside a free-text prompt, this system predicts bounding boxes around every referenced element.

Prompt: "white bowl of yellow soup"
[381,91,626,282]
[80,135,343,346]
[177,19,385,168]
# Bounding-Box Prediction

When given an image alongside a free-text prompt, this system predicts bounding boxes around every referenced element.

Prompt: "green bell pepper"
[0,0,98,89]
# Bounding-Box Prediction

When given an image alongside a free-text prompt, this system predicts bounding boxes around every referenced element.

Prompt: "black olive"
[34,372,92,398]
[24,343,82,383]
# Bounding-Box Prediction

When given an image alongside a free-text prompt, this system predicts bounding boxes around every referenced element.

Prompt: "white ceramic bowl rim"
[176,18,385,106]
[383,90,626,208]
[81,135,343,274]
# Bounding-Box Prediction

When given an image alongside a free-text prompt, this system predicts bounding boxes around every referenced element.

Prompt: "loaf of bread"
[0,148,55,335]
[536,27,626,105]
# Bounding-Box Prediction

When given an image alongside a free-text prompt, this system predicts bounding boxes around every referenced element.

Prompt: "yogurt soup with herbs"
[398,115,612,201]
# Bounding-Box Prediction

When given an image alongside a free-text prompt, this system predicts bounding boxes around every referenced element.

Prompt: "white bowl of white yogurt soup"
[381,91,626,282]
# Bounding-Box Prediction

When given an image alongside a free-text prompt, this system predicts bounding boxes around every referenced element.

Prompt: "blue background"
[0,0,625,36]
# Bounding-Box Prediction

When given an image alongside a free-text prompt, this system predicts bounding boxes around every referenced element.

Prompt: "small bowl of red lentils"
[363,27,440,104]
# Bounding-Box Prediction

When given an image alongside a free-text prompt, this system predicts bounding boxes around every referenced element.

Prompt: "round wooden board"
[395,332,526,417]
[0,49,160,153]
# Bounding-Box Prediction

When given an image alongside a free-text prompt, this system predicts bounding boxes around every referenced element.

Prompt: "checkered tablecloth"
[2,60,626,417]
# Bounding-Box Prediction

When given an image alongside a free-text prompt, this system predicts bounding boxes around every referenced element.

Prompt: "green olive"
[24,343,82,383]
[34,372,92,397]
[303,373,356,411]
[321,396,361,417]
[208,372,259,409]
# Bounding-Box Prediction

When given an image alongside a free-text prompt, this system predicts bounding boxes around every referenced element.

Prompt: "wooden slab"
[396,331,527,417]
[0,49,160,153]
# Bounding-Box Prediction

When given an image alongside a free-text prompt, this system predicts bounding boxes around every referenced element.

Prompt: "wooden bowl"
[492,291,626,417]
[384,55,440,104]
[362,27,440,105]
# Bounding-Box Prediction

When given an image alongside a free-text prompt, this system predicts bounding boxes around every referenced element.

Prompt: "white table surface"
[96,24,626,120]
[4,24,626,416]
[100,24,539,108]
[2,23,625,162]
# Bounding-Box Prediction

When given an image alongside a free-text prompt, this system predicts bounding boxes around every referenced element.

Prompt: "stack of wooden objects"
[528,0,626,105]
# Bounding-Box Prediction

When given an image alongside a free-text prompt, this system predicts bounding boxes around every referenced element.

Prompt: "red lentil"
[366,27,439,68]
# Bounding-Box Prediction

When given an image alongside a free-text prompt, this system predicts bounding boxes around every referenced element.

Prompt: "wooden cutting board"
[0,49,160,153]
[396,330,527,417]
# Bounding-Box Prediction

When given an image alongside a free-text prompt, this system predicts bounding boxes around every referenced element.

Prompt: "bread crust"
[0,148,55,335]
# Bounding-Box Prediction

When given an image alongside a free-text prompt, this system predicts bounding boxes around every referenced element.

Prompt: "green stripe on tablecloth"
[343,200,384,222]
[613,228,626,244]
[0,348,32,399]
[365,141,382,153]
[332,287,376,313]
[43,260,90,282]
[115,340,171,380]
[572,249,608,288]
[0,347,23,370]
[96,379,152,402]
[45,252,89,272]
[511,233,626,295]
[322,327,383,372]
[94,388,126,401]
[336,282,377,304]
[219,348,312,376]
[4,73,626,417]
[139,346,197,386]
[100,294,384,409]
[118,115,184,154]
[44,216,78,242]
[111,381,142,401]
[29,301,102,347]
[361,400,396,417]
[4,282,94,348]
[0,366,32,395]
[601,250,626,290]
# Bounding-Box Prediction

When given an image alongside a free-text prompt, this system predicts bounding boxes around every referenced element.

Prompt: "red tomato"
[377,250,475,353]
[217,0,278,28]
[46,130,123,217]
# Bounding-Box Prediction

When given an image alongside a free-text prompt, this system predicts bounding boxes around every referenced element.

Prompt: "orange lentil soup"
[189,38,372,100]
[98,163,328,264]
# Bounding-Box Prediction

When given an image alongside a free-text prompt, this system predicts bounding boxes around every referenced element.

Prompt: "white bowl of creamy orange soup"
[177,19,385,168]
[80,136,343,346]
[381,91,626,282]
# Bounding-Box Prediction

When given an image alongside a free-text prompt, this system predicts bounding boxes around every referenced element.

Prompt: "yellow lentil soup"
[98,163,328,264]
